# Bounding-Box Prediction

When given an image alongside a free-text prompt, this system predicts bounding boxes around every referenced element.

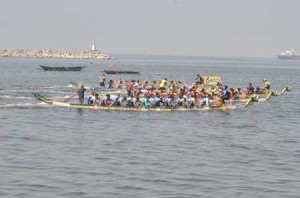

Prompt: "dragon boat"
[239,86,291,100]
[33,81,291,112]
[32,93,242,111]
[70,81,291,101]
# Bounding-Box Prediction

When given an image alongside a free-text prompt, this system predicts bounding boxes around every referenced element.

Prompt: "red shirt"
[128,82,134,91]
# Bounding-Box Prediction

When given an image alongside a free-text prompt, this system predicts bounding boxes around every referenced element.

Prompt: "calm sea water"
[0,55,299,198]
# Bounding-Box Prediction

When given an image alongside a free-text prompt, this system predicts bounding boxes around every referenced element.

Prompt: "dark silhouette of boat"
[39,65,85,71]
[103,69,140,74]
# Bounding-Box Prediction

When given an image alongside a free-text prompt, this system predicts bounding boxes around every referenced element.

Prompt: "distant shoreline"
[0,49,113,60]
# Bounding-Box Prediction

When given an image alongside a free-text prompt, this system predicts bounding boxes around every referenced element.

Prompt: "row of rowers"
[81,78,271,108]
[99,75,270,94]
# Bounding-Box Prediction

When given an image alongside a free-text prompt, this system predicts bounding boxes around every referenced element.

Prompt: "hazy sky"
[1,0,300,57]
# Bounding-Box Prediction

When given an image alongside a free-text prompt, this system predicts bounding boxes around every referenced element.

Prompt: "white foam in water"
[258,98,267,102]
[0,95,33,99]
[0,102,46,108]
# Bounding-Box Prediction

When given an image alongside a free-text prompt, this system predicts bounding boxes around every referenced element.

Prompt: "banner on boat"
[204,76,222,86]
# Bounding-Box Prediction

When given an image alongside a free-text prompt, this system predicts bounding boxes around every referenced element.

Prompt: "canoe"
[40,65,85,71]
[103,70,140,75]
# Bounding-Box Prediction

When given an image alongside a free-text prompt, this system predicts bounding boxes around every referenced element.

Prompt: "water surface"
[0,55,299,197]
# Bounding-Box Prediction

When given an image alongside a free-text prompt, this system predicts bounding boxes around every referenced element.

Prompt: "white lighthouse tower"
[91,42,97,51]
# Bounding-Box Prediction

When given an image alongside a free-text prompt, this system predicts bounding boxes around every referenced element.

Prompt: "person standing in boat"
[107,79,114,88]
[247,82,255,94]
[77,84,86,104]
[159,78,167,90]
[195,74,204,85]
[99,73,106,87]
[263,79,271,92]
[127,80,135,97]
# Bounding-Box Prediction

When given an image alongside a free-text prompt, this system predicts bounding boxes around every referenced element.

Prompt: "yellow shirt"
[264,81,270,86]
[159,79,167,88]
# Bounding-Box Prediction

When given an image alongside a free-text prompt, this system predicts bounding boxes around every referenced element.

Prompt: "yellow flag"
[204,76,222,86]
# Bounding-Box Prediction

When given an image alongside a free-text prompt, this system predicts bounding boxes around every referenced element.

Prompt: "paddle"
[64,91,78,102]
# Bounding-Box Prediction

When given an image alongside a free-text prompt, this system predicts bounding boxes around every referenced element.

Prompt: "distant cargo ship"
[277,48,300,60]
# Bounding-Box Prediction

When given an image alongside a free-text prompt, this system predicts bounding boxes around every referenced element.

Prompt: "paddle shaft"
[64,92,78,102]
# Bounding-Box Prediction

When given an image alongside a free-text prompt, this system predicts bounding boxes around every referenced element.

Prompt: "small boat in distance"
[277,48,300,60]
[39,65,85,71]
[103,69,140,75]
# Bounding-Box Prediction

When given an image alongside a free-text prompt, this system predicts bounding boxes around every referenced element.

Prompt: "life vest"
[128,82,134,91]
[87,95,95,105]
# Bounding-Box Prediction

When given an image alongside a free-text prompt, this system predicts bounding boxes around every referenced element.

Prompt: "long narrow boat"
[40,65,85,71]
[32,93,236,111]
[103,69,140,75]
[238,86,292,100]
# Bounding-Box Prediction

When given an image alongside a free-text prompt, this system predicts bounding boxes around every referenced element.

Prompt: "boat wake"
[0,95,33,99]
[0,102,48,109]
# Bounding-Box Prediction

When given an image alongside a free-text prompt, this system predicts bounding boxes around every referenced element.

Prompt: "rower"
[134,87,142,98]
[167,87,174,98]
[115,96,127,107]
[99,73,106,87]
[201,98,209,108]
[198,88,206,99]
[163,96,174,108]
[87,92,95,105]
[235,87,242,94]
[221,85,230,102]
[111,93,121,107]
[145,88,154,98]
[107,80,114,88]
[127,80,135,97]
[152,95,163,108]
[176,96,187,108]
[229,88,238,99]
[195,74,204,85]
[101,94,113,107]
[263,79,271,92]
[200,92,214,108]
[247,82,255,94]
[133,96,141,108]
[117,78,124,88]
[159,78,167,90]
[255,86,261,94]
[88,92,99,106]
[187,96,196,108]
[139,96,151,109]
